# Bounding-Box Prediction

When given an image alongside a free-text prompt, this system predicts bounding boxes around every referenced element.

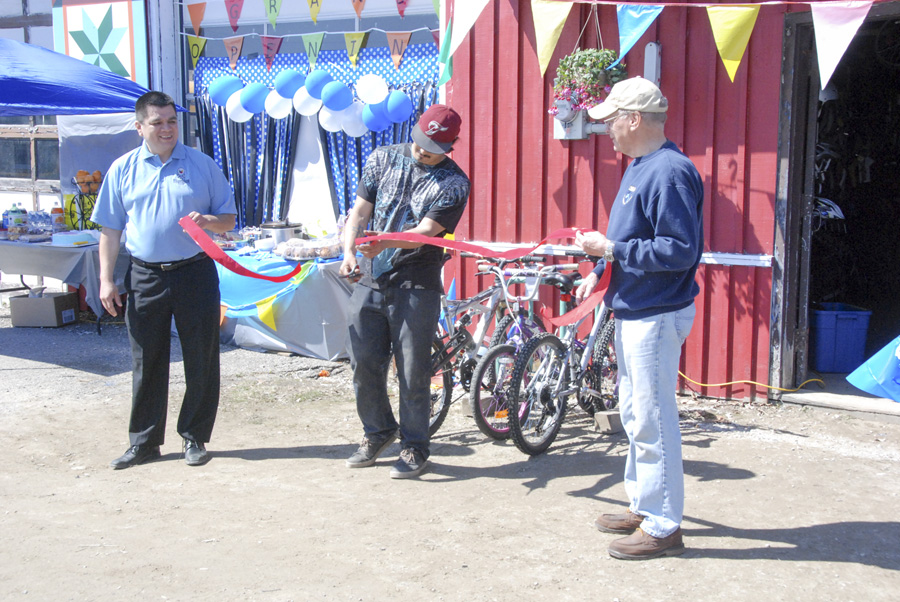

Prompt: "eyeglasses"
[603,111,631,126]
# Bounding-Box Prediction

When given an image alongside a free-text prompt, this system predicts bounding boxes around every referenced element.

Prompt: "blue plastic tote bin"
[810,303,872,373]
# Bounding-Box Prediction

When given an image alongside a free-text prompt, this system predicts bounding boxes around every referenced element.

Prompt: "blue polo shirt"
[91,141,236,263]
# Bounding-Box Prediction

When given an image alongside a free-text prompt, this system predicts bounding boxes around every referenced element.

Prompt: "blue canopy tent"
[0,38,152,116]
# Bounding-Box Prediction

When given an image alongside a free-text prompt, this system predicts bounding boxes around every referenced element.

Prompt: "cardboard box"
[10,292,79,328]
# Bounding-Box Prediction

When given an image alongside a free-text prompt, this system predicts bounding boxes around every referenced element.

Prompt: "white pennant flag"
[448,0,491,59]
[811,1,873,88]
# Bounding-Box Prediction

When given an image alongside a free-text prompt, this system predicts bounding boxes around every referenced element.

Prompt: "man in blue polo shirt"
[92,91,236,469]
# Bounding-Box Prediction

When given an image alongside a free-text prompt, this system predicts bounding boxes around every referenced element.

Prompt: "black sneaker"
[346,431,398,468]
[110,445,161,470]
[183,439,210,466]
[389,448,429,479]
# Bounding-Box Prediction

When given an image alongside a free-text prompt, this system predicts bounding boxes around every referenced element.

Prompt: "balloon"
[292,87,323,116]
[264,90,293,119]
[305,69,334,100]
[226,90,253,123]
[208,76,243,106]
[362,102,391,132]
[240,82,269,114]
[356,74,389,105]
[273,69,306,99]
[385,90,414,123]
[321,81,353,112]
[341,101,368,137]
[318,106,345,133]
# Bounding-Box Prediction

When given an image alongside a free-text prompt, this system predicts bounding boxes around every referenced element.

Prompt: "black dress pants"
[125,256,221,447]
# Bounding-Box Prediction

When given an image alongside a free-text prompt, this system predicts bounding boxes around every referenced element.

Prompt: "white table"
[0,239,130,317]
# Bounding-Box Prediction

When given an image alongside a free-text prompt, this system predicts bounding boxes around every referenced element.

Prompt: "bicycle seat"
[541,272,577,293]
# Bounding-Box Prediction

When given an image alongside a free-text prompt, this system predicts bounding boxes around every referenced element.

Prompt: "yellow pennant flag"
[531,0,574,78]
[306,0,321,24]
[707,5,760,82]
[256,295,278,331]
[345,32,367,67]
[186,35,206,69]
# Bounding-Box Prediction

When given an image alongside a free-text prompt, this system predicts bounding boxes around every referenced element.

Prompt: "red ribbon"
[539,266,611,327]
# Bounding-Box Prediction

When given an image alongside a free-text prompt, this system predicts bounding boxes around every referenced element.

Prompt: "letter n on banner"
[260,35,283,71]
[224,36,244,70]
[187,35,207,69]
[302,32,324,70]
[386,32,411,70]
[345,32,367,67]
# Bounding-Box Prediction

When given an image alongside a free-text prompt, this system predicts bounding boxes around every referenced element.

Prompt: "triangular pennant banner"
[260,35,283,71]
[811,1,873,88]
[224,0,245,33]
[224,36,244,70]
[613,4,663,69]
[187,35,207,69]
[396,0,409,18]
[264,0,282,29]
[531,0,574,78]
[431,29,440,46]
[307,0,321,24]
[345,32,367,67]
[432,0,440,19]
[302,32,325,69]
[386,31,411,70]
[351,0,366,19]
[707,5,759,82]
[187,2,206,36]
[437,18,453,86]
[448,0,490,59]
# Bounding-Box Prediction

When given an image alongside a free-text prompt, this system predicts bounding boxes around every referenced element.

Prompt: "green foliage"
[550,48,628,114]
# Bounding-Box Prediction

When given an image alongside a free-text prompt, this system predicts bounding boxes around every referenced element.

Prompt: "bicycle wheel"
[489,313,545,348]
[508,333,568,455]
[469,343,517,440]
[583,317,618,413]
[429,338,454,436]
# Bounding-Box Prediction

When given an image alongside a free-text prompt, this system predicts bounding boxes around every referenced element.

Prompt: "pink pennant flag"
[351,0,366,19]
[187,2,206,36]
[224,36,244,70]
[224,0,245,33]
[260,35,283,72]
[386,31,411,70]
[431,29,440,46]
[396,0,409,18]
[811,1,873,88]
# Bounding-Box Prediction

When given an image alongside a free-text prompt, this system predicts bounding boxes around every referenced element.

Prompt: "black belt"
[131,252,208,271]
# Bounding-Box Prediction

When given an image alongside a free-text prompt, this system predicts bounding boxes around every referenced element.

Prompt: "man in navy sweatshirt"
[574,77,704,560]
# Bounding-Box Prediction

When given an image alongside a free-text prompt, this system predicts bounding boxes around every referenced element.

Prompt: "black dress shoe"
[110,445,161,469]
[183,439,210,466]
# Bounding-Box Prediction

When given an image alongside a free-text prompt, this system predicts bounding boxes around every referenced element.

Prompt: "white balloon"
[341,101,368,137]
[292,87,323,117]
[264,90,293,119]
[356,74,389,105]
[318,106,346,133]
[226,89,253,123]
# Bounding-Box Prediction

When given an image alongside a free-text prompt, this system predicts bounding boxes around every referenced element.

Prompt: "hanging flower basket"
[549,48,627,116]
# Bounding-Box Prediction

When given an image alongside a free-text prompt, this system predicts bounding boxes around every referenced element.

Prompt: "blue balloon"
[321,81,353,112]
[305,69,334,100]
[362,103,391,132]
[385,90,414,123]
[273,69,306,99]
[240,82,269,114]
[208,76,244,106]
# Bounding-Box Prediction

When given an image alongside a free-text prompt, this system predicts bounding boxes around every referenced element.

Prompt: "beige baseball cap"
[587,76,668,121]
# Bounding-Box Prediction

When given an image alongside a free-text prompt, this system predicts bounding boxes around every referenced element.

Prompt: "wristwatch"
[603,241,615,263]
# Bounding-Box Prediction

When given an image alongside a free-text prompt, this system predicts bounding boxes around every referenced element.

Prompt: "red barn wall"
[445,1,793,400]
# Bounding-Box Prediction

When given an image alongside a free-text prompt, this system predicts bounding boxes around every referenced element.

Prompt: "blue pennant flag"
[612,4,664,69]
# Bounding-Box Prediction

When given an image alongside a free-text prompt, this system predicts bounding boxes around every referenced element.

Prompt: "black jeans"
[125,256,221,447]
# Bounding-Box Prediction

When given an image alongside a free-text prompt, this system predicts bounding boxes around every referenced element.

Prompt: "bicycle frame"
[543,302,613,402]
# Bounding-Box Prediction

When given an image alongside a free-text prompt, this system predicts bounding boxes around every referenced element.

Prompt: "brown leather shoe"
[594,509,644,534]
[608,527,685,560]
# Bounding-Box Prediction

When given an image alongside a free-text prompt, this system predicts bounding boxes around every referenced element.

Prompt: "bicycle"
[506,300,618,455]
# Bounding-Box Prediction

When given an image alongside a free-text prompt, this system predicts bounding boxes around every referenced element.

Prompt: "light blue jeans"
[615,303,695,538]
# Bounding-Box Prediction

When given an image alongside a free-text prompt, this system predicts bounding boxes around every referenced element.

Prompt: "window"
[0,116,60,195]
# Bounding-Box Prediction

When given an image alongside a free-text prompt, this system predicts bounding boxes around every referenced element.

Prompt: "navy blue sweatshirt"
[595,140,704,320]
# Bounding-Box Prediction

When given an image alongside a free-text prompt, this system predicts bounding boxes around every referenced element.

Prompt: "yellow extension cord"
[678,371,825,393]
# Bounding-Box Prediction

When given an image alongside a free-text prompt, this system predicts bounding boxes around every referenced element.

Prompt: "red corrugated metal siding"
[446,1,784,400]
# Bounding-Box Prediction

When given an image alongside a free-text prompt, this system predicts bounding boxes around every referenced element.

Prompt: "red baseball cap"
[412,104,461,154]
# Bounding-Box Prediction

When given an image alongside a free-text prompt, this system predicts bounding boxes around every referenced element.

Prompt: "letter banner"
[303,32,325,69]
[351,0,366,20]
[386,31,411,70]
[448,0,490,59]
[811,1,872,89]
[260,35,283,71]
[187,35,207,69]
[707,5,759,82]
[224,36,244,70]
[187,2,206,36]
[345,32,367,67]
[307,0,321,24]
[224,0,244,33]
[437,18,453,86]
[396,0,409,18]
[431,28,440,46]
[612,4,663,69]
[531,0,574,77]
[264,0,283,30]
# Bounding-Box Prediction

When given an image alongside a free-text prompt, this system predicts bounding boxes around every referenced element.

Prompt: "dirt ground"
[1,308,899,602]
